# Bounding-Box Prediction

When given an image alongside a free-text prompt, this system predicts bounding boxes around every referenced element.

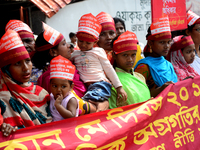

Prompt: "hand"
[89,100,109,112]
[54,94,63,107]
[116,86,127,102]
[161,81,174,90]
[1,123,18,137]
[183,76,194,80]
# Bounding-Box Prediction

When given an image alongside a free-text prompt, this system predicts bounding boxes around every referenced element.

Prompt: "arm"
[150,81,174,97]
[97,49,127,101]
[54,95,78,118]
[135,64,171,97]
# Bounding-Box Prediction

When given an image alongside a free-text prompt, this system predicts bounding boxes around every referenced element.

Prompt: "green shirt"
[109,67,151,109]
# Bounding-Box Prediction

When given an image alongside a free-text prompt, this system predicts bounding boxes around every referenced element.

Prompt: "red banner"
[1,76,200,149]
[151,0,187,31]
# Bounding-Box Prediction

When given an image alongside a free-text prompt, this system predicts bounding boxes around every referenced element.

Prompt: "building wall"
[46,0,151,45]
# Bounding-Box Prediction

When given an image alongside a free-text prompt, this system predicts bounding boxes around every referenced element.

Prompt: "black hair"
[32,32,57,70]
[111,35,120,69]
[69,32,76,38]
[144,27,151,57]
[113,17,126,31]
[171,24,196,38]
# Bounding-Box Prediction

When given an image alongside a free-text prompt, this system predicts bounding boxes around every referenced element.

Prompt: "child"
[134,16,178,97]
[167,35,198,81]
[49,55,79,121]
[0,30,52,136]
[109,31,151,108]
[71,13,127,104]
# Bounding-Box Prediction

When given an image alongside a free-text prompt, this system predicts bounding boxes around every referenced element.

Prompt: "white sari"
[189,55,200,75]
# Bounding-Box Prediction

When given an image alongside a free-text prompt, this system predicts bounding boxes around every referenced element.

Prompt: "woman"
[96,12,117,63]
[113,17,126,36]
[5,20,43,85]
[167,35,198,81]
[109,31,151,108]
[134,17,178,97]
[0,30,52,136]
[32,23,107,113]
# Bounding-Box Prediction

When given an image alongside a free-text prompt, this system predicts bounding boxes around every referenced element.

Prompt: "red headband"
[18,30,34,39]
[101,22,116,32]
[170,35,194,52]
[76,32,97,42]
[113,31,138,54]
[195,18,200,24]
[147,31,171,41]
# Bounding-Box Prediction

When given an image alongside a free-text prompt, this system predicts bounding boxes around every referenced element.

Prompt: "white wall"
[46,0,151,45]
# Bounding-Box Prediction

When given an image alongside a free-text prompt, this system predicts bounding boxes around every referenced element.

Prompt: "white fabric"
[71,47,122,88]
[189,55,200,75]
[50,92,79,122]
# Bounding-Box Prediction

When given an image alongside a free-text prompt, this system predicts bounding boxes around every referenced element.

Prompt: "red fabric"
[170,35,194,52]
[76,32,97,42]
[0,46,29,68]
[100,22,116,32]
[0,72,52,127]
[18,30,34,39]
[1,77,200,149]
[147,31,171,41]
[113,31,138,54]
[36,34,64,52]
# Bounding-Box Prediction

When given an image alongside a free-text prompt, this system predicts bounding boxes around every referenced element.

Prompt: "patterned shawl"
[170,49,199,81]
[0,72,52,128]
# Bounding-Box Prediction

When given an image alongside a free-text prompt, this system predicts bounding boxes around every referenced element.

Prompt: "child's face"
[114,50,137,73]
[182,44,195,64]
[9,58,32,83]
[71,36,77,43]
[50,78,73,99]
[77,39,97,51]
[57,38,71,59]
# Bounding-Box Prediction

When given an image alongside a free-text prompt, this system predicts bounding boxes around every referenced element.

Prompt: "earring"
[149,46,152,53]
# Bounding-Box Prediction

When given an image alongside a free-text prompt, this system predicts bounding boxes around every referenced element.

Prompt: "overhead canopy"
[30,0,72,18]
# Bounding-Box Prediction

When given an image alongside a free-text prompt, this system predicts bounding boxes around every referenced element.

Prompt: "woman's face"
[187,24,200,47]
[149,38,172,57]
[115,22,125,36]
[56,38,71,59]
[114,50,137,73]
[182,44,195,64]
[9,58,32,83]
[21,37,35,53]
[97,30,116,50]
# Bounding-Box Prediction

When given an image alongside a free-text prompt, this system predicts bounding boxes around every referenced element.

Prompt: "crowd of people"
[0,10,199,137]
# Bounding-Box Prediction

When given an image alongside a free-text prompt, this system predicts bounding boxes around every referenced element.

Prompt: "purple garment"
[37,67,87,98]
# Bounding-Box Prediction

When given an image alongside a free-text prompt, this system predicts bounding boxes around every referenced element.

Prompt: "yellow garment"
[133,45,143,67]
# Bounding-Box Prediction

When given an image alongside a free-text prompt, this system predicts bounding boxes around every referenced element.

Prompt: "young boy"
[49,55,79,121]
[71,13,127,104]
